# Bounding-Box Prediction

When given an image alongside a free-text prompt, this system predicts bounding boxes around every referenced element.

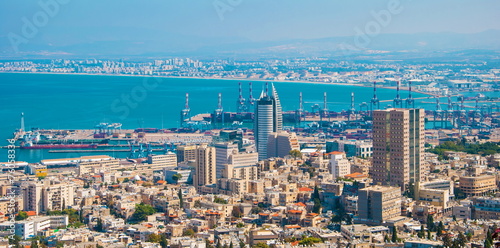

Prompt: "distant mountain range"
[1,28,499,59]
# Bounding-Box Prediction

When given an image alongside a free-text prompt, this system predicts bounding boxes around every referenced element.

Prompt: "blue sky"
[1,0,499,42]
[0,0,499,56]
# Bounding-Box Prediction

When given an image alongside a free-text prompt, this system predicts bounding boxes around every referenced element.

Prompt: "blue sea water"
[0,73,445,163]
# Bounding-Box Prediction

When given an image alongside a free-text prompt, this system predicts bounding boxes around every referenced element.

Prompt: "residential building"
[176,145,197,163]
[266,131,299,158]
[358,185,401,224]
[327,140,373,158]
[193,145,216,191]
[328,151,351,178]
[372,108,424,191]
[214,142,239,178]
[459,175,497,196]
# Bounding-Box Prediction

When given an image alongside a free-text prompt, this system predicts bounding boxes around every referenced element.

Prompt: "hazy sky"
[1,0,499,43]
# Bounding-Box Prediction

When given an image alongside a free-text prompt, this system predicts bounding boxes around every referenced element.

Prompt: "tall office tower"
[255,84,283,161]
[214,142,239,178]
[267,131,300,159]
[193,145,217,191]
[358,185,401,224]
[372,108,424,191]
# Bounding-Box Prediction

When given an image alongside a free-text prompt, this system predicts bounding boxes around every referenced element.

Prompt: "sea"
[0,73,492,163]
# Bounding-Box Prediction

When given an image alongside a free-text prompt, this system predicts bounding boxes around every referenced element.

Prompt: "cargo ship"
[20,142,98,149]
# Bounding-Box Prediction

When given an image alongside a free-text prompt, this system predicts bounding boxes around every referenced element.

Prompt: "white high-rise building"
[214,142,239,178]
[255,84,282,161]
[328,151,351,178]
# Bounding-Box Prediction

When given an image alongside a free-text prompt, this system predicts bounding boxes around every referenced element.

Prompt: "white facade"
[329,152,350,178]
[214,142,239,178]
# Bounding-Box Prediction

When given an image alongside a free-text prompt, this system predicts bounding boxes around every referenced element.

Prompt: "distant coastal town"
[1,58,499,97]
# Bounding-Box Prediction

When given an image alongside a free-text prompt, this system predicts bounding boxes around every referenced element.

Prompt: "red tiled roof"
[298,187,313,192]
[26,211,36,216]
[288,210,303,214]
[344,172,368,179]
[295,202,306,207]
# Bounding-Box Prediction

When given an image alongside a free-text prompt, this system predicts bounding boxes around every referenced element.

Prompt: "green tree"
[417,225,425,238]
[178,189,184,209]
[391,226,398,243]
[9,235,22,248]
[16,211,29,221]
[147,233,162,243]
[160,234,168,248]
[131,203,157,221]
[441,234,452,248]
[236,222,245,228]
[172,173,183,184]
[312,198,322,214]
[289,149,302,159]
[214,197,228,204]
[426,215,435,232]
[484,229,493,248]
[253,243,269,248]
[95,218,103,232]
[299,237,322,246]
[183,229,196,237]
[30,240,39,248]
[453,231,467,248]
[232,207,243,218]
[436,221,444,237]
[312,185,322,214]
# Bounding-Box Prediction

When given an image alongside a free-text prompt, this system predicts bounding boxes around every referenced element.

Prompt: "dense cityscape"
[2,1,500,248]
[0,71,499,248]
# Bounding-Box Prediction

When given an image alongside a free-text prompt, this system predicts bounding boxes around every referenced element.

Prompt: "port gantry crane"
[246,82,255,112]
[213,93,224,129]
[295,92,304,124]
[405,80,415,109]
[320,92,330,124]
[236,82,247,113]
[348,92,356,125]
[433,95,446,129]
[393,80,403,108]
[180,93,191,127]
[370,82,380,116]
